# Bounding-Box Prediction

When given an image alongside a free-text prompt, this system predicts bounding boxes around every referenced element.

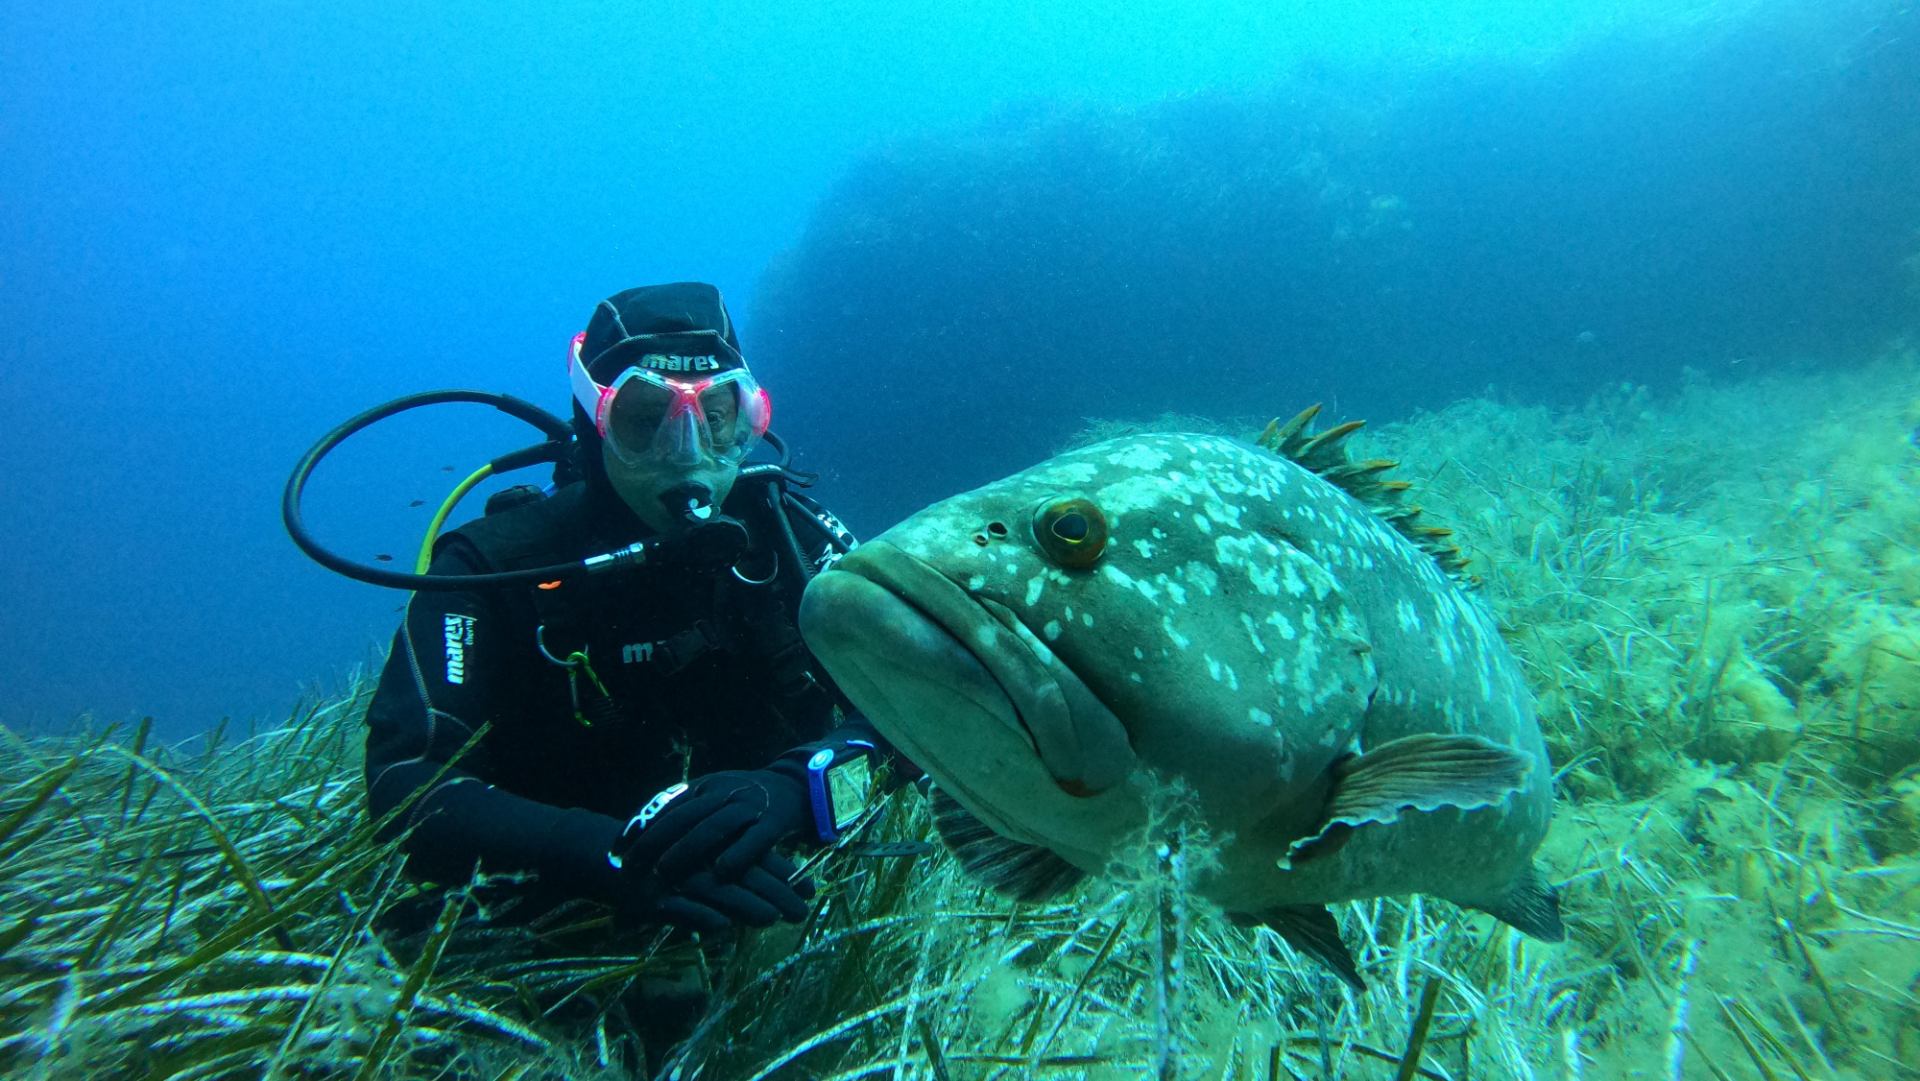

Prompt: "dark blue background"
[757,6,1919,533]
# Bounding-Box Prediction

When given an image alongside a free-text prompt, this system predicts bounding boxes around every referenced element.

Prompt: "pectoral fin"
[1286,733,1532,866]
[930,786,1086,902]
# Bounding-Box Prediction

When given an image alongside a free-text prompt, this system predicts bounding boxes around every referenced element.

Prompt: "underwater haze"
[757,3,1920,534]
[0,0,1568,737]
[1,0,1913,739]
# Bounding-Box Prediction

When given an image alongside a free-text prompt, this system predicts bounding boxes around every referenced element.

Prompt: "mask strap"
[568,333,613,433]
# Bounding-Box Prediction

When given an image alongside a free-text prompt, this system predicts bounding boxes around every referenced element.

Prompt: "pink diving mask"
[569,331,771,467]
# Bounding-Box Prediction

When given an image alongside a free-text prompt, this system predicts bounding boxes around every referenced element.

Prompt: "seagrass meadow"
[3,353,1917,1080]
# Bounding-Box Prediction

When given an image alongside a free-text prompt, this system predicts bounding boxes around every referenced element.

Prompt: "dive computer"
[806,740,876,843]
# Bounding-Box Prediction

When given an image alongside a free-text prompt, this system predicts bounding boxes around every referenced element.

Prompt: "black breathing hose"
[284,389,815,593]
[284,389,596,591]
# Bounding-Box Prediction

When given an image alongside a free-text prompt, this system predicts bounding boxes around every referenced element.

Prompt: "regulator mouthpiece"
[663,482,717,524]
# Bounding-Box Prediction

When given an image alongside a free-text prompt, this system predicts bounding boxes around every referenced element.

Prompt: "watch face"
[825,754,874,831]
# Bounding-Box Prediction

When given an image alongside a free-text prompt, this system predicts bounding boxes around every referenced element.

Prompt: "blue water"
[1,0,1913,739]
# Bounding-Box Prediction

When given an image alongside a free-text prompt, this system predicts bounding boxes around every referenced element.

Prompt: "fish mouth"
[801,553,1033,754]
[798,541,1133,800]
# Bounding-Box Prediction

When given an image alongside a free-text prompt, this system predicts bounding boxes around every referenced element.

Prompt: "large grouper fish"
[798,407,1564,988]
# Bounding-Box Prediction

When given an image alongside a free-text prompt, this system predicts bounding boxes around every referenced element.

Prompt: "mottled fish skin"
[800,432,1554,920]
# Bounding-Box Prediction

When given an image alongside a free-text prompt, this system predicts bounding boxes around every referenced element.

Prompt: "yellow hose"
[415,463,495,573]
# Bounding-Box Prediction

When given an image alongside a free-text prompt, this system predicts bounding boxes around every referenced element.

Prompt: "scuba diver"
[358,282,887,935]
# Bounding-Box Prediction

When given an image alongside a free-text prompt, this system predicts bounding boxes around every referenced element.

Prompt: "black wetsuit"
[362,474,865,906]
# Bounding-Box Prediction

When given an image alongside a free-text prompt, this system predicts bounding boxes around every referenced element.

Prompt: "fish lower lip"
[850,573,1043,752]
[802,555,1036,753]
[810,543,1133,797]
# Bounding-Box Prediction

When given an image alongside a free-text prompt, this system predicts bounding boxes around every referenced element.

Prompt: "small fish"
[408,499,426,508]
[800,407,1563,989]
[373,553,394,563]
[440,465,456,473]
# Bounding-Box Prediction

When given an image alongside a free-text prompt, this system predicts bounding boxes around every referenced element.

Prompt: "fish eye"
[1032,497,1108,568]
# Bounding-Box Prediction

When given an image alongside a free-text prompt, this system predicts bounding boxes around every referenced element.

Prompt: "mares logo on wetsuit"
[443,614,476,684]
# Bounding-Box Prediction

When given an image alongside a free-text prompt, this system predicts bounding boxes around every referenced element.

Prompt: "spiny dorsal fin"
[1256,404,1476,585]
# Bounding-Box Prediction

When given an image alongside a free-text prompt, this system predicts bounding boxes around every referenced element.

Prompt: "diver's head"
[569,283,771,535]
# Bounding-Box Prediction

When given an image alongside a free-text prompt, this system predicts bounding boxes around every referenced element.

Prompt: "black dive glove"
[614,765,816,883]
[629,851,816,934]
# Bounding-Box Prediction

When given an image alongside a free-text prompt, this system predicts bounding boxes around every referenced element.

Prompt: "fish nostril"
[986,521,1010,538]
[972,532,990,546]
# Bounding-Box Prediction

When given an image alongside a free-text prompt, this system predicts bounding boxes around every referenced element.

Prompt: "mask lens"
[605,379,677,459]
[698,382,741,447]
[599,368,767,465]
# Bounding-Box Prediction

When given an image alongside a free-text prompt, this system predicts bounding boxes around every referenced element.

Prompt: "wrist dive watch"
[806,740,876,842]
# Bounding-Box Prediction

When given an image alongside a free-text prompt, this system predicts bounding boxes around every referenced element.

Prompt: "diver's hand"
[613,768,815,885]
[638,851,816,933]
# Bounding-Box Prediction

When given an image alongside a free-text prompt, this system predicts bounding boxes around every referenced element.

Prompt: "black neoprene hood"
[579,281,745,382]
